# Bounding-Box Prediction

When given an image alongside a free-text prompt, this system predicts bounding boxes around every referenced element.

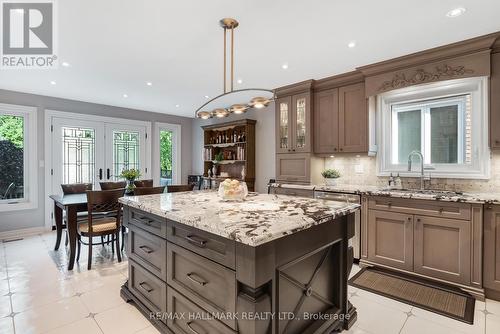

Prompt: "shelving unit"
[201,119,256,191]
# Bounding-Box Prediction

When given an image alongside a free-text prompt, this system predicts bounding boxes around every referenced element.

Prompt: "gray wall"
[0,89,194,233]
[192,103,276,193]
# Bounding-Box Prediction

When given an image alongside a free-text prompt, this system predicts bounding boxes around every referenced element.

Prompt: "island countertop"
[119,191,359,247]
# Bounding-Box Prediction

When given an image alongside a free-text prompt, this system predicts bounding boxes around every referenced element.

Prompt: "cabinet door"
[276,96,292,154]
[490,52,500,149]
[338,83,368,153]
[414,215,471,285]
[275,153,311,184]
[292,93,312,153]
[484,205,500,292]
[313,89,339,154]
[367,210,413,271]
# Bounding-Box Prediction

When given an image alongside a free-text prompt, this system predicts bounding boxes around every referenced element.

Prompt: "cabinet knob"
[496,140,500,144]
[416,218,421,222]
[439,208,444,213]
[292,149,296,152]
[340,148,343,151]
[407,217,411,221]
[334,148,338,151]
[387,202,392,207]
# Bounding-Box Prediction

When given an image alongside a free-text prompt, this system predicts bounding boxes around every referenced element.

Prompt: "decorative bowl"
[218,179,248,201]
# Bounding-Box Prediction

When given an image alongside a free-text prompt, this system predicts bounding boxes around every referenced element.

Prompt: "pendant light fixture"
[195,18,275,119]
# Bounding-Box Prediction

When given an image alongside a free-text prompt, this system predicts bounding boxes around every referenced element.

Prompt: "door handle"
[106,168,111,180]
[99,168,103,180]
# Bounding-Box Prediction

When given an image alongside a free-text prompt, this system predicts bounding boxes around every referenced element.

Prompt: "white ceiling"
[1,0,500,118]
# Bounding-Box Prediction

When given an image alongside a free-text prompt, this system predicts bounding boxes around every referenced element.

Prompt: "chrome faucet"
[407,150,429,190]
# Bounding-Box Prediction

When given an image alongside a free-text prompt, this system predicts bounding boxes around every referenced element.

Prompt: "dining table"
[49,193,89,270]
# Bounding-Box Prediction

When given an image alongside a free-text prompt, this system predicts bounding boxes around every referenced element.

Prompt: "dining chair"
[61,183,94,246]
[133,179,153,188]
[166,184,195,193]
[77,188,125,269]
[99,181,127,190]
[134,186,166,195]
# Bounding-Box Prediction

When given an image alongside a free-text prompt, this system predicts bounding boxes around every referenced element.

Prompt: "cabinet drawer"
[167,221,235,269]
[129,225,167,281]
[276,153,311,183]
[167,286,236,334]
[368,197,471,220]
[129,260,167,319]
[129,209,167,238]
[167,243,237,330]
[270,187,314,198]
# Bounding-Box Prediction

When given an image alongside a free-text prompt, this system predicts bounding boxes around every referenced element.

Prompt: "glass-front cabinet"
[275,92,311,153]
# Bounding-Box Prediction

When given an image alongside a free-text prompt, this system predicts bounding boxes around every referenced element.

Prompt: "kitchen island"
[119,191,359,334]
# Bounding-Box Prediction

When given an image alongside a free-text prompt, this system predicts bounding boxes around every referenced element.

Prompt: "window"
[153,122,181,186]
[378,77,489,179]
[0,104,37,211]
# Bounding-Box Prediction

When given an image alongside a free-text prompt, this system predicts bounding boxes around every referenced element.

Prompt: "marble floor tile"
[134,326,162,334]
[0,316,15,334]
[94,303,150,334]
[486,299,500,316]
[486,314,500,334]
[80,282,125,313]
[44,317,103,334]
[411,305,485,334]
[350,295,408,334]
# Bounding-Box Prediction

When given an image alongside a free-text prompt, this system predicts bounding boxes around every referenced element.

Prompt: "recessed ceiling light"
[61,62,70,67]
[446,7,466,18]
[348,41,356,48]
[123,94,128,98]
[237,79,243,84]
[146,82,152,86]
[50,81,56,85]
[204,95,210,99]
[175,104,180,108]
[281,63,289,70]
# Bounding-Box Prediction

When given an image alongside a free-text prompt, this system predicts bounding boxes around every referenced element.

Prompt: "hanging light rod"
[195,18,275,119]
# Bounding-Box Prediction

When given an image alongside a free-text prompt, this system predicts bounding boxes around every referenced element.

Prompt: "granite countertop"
[271,183,500,204]
[119,191,359,247]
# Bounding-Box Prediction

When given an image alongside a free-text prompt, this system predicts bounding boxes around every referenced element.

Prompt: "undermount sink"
[380,188,465,196]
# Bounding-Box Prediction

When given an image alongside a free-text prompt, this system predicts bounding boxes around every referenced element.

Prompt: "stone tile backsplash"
[321,152,500,192]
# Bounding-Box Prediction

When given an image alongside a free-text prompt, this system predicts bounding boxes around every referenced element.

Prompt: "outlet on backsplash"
[318,151,500,192]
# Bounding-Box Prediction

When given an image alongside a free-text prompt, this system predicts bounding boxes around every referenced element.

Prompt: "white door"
[51,117,105,196]
[105,123,149,181]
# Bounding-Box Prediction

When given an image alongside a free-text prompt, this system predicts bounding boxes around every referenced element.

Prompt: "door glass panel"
[113,130,140,180]
[62,127,95,184]
[159,130,173,186]
[296,98,306,148]
[279,102,289,149]
[396,110,421,164]
[0,114,24,200]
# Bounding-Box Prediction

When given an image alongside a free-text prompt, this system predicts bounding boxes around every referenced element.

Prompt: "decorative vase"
[325,178,338,187]
[212,165,218,177]
[126,178,135,194]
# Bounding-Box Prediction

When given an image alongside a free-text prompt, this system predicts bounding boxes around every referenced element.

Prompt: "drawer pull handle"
[387,202,392,207]
[439,208,444,213]
[139,245,153,254]
[138,216,154,225]
[138,282,154,293]
[186,321,205,334]
[187,273,208,286]
[185,235,207,248]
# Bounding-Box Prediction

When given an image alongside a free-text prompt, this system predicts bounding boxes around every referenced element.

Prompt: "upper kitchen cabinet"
[274,80,313,154]
[313,73,368,154]
[490,43,500,149]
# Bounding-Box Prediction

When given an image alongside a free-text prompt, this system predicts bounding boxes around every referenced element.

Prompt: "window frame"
[153,122,182,186]
[0,103,38,212]
[377,77,489,179]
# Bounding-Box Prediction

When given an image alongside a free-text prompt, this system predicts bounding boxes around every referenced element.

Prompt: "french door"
[47,113,151,228]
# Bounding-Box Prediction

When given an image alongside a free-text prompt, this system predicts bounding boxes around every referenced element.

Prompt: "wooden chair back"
[86,188,125,232]
[134,179,153,188]
[100,181,126,190]
[166,184,195,193]
[134,186,166,195]
[61,183,93,195]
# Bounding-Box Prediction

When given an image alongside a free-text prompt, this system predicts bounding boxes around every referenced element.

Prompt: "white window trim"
[0,103,38,212]
[376,77,490,179]
[153,122,182,186]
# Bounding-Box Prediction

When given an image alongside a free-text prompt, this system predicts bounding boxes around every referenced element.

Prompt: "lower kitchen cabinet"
[413,215,471,285]
[367,210,414,271]
[484,205,500,296]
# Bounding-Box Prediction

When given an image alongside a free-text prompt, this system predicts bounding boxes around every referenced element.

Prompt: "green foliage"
[321,169,341,179]
[160,131,172,172]
[0,115,24,148]
[120,168,141,180]
[214,152,224,163]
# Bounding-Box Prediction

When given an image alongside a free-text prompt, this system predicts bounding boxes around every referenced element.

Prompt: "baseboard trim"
[0,227,48,241]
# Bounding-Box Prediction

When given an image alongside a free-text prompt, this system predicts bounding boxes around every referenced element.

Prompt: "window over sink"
[377,77,489,179]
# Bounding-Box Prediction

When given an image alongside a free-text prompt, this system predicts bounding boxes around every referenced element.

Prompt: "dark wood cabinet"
[490,52,500,149]
[367,209,414,271]
[484,205,500,298]
[313,83,367,154]
[413,215,471,285]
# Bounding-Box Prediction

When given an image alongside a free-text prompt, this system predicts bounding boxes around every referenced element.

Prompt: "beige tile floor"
[0,232,499,334]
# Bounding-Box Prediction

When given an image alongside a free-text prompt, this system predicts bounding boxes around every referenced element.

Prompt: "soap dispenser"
[395,173,403,190]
